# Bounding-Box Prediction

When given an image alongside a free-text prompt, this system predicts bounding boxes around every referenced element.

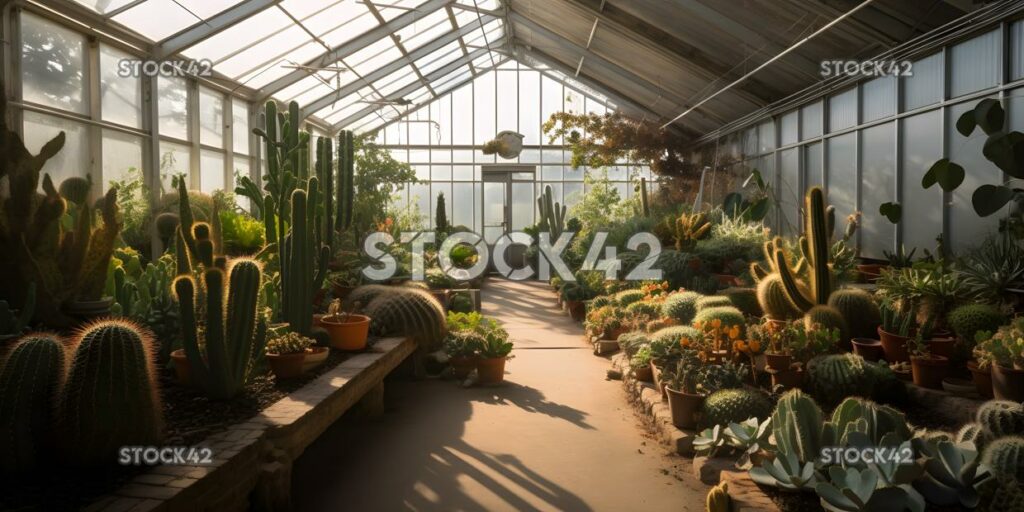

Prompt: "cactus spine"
[0,334,65,472]
[282,180,329,336]
[175,259,267,400]
[976,400,1024,444]
[61,320,163,465]
[537,185,566,239]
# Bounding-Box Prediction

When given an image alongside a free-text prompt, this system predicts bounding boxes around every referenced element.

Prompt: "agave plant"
[912,439,991,508]
[815,466,925,512]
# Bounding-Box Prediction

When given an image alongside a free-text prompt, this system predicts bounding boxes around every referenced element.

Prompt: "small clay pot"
[321,314,371,351]
[633,365,654,383]
[665,387,704,430]
[967,360,994,399]
[302,346,329,372]
[477,357,507,385]
[765,352,793,372]
[851,338,884,362]
[926,337,957,360]
[910,355,949,390]
[878,326,910,363]
[992,364,1024,402]
[449,355,478,379]
[268,351,306,380]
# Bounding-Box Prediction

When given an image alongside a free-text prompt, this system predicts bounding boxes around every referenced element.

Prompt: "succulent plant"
[830,397,912,446]
[827,289,881,339]
[815,466,925,512]
[614,289,645,307]
[701,388,773,428]
[266,331,314,355]
[770,389,827,465]
[660,291,701,324]
[0,334,65,472]
[696,295,733,311]
[981,436,1024,483]
[363,287,447,350]
[721,287,761,317]
[750,449,820,491]
[803,305,849,344]
[947,304,1005,347]
[58,175,92,205]
[648,326,700,364]
[60,320,163,465]
[913,438,988,508]
[724,417,773,469]
[672,211,711,251]
[589,295,613,309]
[756,273,804,320]
[976,400,1024,445]
[175,259,267,400]
[694,424,728,457]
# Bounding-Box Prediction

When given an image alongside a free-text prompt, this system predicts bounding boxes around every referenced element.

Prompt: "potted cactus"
[631,346,654,382]
[878,300,914,363]
[908,331,948,390]
[265,332,314,379]
[476,324,513,385]
[320,299,370,351]
[974,318,1024,401]
[444,330,481,379]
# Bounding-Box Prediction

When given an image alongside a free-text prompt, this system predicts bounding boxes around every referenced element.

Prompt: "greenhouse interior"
[3,0,1024,510]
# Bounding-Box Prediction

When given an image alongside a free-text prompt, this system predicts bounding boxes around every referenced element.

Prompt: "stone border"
[87,337,416,512]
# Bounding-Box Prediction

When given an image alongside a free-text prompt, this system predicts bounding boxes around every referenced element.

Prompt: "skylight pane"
[376,65,419,97]
[321,13,380,47]
[174,0,244,19]
[217,24,311,77]
[377,0,432,22]
[113,0,198,41]
[396,9,451,52]
[183,9,290,61]
[346,38,403,76]
[415,42,463,75]
[73,0,137,15]
[238,41,326,88]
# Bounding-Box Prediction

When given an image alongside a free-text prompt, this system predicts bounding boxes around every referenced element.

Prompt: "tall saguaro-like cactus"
[639,177,650,217]
[175,259,267,400]
[336,130,355,234]
[751,186,836,312]
[315,135,335,252]
[537,185,566,239]
[282,179,329,336]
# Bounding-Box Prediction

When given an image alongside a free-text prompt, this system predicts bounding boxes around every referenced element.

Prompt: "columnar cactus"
[281,180,329,336]
[537,185,566,239]
[756,273,804,320]
[336,129,355,234]
[60,320,163,465]
[751,187,836,313]
[175,259,267,400]
[638,177,650,218]
[316,135,335,251]
[0,334,65,472]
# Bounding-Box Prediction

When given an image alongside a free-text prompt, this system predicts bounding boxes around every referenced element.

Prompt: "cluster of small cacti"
[60,320,163,465]
[362,286,447,350]
[803,304,849,342]
[614,289,646,306]
[661,291,702,324]
[695,295,732,311]
[266,331,314,355]
[948,303,1006,345]
[175,259,267,399]
[701,388,773,428]
[537,185,566,239]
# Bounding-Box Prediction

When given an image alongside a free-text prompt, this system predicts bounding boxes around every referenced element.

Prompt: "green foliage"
[363,286,447,350]
[803,305,849,343]
[649,326,700,365]
[827,289,880,339]
[654,249,696,290]
[0,334,65,472]
[435,192,448,233]
[448,292,474,313]
[701,388,773,428]
[282,180,329,336]
[219,208,265,255]
[619,331,650,357]
[175,260,267,400]
[913,437,987,508]
[671,211,711,251]
[879,202,902,224]
[957,234,1024,308]
[61,320,163,465]
[661,290,701,324]
[948,304,1006,346]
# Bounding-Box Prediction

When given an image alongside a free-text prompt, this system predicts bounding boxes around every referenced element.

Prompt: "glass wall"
[372,61,655,232]
[691,23,1022,258]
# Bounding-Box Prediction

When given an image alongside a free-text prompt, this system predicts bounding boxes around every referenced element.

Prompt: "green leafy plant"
[630,345,652,370]
[883,245,916,268]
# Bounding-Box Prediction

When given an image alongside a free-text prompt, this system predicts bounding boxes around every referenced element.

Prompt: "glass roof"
[71,0,511,132]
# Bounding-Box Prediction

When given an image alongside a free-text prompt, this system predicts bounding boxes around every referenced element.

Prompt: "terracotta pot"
[851,338,884,362]
[878,326,910,363]
[634,365,654,382]
[450,355,478,379]
[566,300,586,321]
[911,355,948,390]
[926,337,956,360]
[170,349,192,387]
[967,360,994,399]
[477,357,507,384]
[322,314,371,351]
[665,387,704,429]
[312,314,324,329]
[992,364,1024,402]
[268,352,306,380]
[770,366,804,390]
[765,353,793,372]
[605,326,628,341]
[303,346,329,372]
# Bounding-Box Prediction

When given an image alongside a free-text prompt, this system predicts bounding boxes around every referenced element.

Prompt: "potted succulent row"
[973,317,1024,401]
[320,299,370,351]
[662,349,747,430]
[265,331,320,380]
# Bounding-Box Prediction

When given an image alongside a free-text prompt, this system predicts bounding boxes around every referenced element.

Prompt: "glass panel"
[159,141,191,191]
[901,111,943,253]
[800,101,822,140]
[483,181,506,243]
[200,150,225,193]
[496,71,517,133]
[742,127,757,157]
[473,72,496,145]
[758,120,775,153]
[74,0,137,14]
[804,142,822,190]
[825,133,856,240]
[23,111,89,188]
[828,88,857,133]
[950,30,999,98]
[947,101,1002,250]
[780,110,798,146]
[159,77,189,140]
[199,87,224,147]
[102,129,143,191]
[903,52,943,111]
[860,123,896,259]
[21,13,87,114]
[778,148,800,237]
[452,84,473,145]
[233,98,250,155]
[452,182,474,228]
[113,0,201,41]
[519,70,540,145]
[431,182,452,230]
[861,75,895,123]
[100,44,142,128]
[1013,20,1024,81]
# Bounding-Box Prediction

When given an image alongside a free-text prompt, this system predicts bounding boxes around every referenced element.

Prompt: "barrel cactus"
[614,289,646,307]
[957,422,984,446]
[803,304,849,344]
[948,304,1005,346]
[59,175,92,205]
[589,295,613,310]
[661,291,701,324]
[701,388,773,428]
[60,320,163,465]
[806,353,878,408]
[655,250,695,290]
[693,306,745,334]
[344,284,394,310]
[830,396,912,445]
[364,287,446,350]
[0,334,66,472]
[625,300,660,319]
[827,288,880,338]
[155,212,180,241]
[696,295,733,311]
[977,400,1024,445]
[721,287,761,317]
[756,274,803,320]
[770,389,826,464]
[982,436,1024,483]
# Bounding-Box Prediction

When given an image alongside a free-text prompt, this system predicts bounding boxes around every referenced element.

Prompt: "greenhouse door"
[481,166,535,271]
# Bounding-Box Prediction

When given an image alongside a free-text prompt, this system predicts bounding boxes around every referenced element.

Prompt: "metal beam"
[511,12,729,126]
[300,13,496,118]
[331,43,495,131]
[256,0,453,101]
[154,0,284,59]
